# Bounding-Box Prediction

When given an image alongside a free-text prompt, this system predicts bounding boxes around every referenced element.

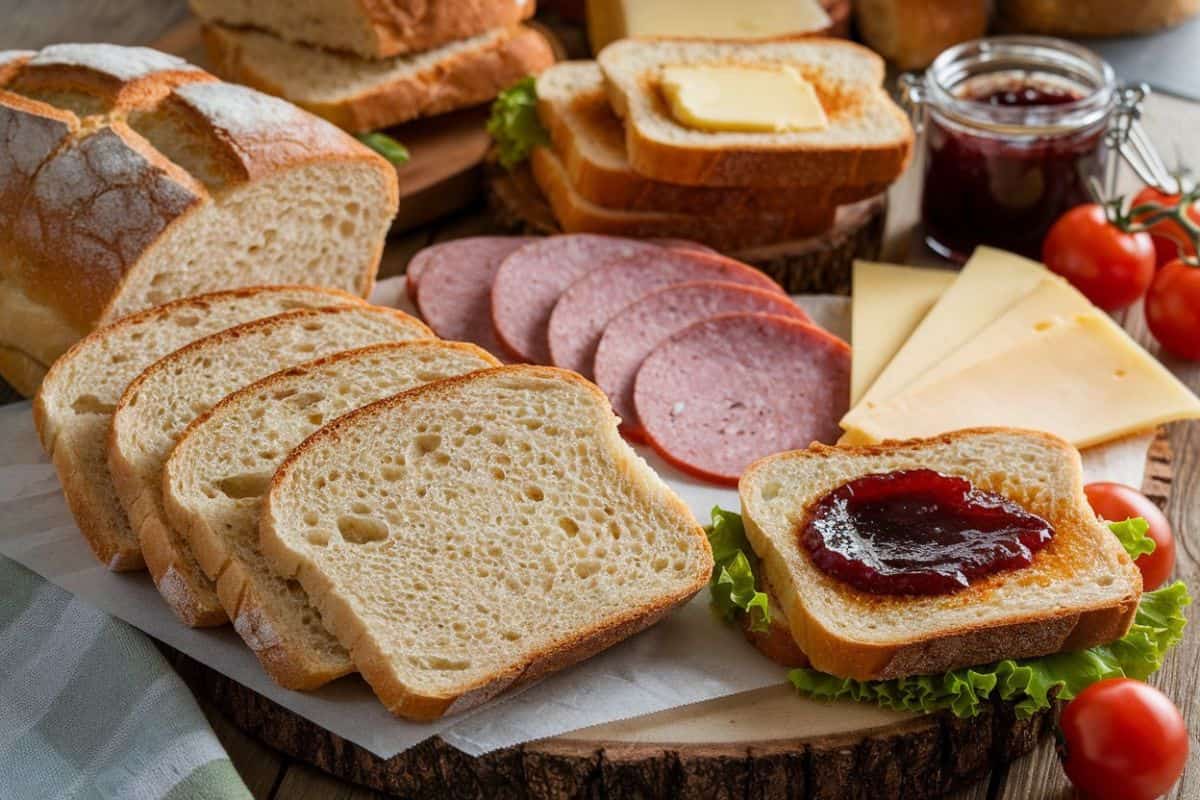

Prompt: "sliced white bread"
[597,38,913,188]
[739,428,1142,680]
[261,366,713,719]
[163,341,499,689]
[536,61,886,213]
[530,146,836,250]
[32,286,364,572]
[203,24,556,134]
[189,0,536,60]
[108,306,432,627]
[0,44,397,395]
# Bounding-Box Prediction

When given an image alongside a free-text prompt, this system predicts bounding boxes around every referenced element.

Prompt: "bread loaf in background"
[0,44,398,396]
[189,0,536,59]
[853,0,990,69]
[998,0,1200,36]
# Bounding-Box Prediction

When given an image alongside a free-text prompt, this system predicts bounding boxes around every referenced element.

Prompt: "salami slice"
[406,236,531,305]
[651,238,719,255]
[490,234,665,364]
[414,237,533,356]
[594,281,811,439]
[548,250,783,379]
[634,312,850,485]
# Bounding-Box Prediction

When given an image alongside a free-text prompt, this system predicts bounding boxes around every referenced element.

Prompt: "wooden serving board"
[165,432,1173,800]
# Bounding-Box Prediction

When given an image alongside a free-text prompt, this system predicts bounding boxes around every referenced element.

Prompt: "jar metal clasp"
[1103,83,1181,197]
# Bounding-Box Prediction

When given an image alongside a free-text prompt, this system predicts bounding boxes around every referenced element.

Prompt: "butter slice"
[842,314,1200,449]
[660,65,828,133]
[850,261,956,405]
[588,0,831,53]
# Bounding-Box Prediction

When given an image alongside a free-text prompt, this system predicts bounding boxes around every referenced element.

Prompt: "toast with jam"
[738,428,1142,681]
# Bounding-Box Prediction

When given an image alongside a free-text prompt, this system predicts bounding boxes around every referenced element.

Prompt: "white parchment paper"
[0,286,1153,758]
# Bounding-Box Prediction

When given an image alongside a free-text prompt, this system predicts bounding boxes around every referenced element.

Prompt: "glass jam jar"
[903,37,1117,262]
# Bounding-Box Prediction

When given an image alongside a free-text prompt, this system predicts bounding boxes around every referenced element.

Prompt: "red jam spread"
[800,469,1054,595]
[922,75,1104,261]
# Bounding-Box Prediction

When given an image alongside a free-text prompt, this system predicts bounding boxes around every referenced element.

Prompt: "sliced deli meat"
[548,251,783,378]
[634,312,850,485]
[414,237,533,357]
[490,234,666,364]
[594,281,810,439]
[406,237,533,304]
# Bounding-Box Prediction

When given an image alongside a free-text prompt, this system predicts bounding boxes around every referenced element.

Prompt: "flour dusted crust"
[0,43,397,396]
[190,0,536,59]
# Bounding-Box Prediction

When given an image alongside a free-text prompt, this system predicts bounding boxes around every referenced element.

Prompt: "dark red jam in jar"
[800,469,1054,595]
[906,37,1116,261]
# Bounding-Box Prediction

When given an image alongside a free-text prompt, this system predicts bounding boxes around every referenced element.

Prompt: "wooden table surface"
[3,3,1198,798]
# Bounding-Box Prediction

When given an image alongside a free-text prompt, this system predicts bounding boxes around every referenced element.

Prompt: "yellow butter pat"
[588,0,831,53]
[659,65,829,133]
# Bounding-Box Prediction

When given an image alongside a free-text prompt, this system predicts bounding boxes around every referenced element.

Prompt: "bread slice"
[32,286,364,572]
[0,44,397,395]
[597,38,913,188]
[108,306,432,626]
[203,24,556,133]
[536,61,886,214]
[854,0,988,70]
[163,341,499,689]
[261,365,713,719]
[739,428,1142,681]
[189,0,536,60]
[530,146,836,250]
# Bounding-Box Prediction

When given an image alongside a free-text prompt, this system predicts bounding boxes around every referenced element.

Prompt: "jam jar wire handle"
[1105,84,1179,196]
[898,72,927,133]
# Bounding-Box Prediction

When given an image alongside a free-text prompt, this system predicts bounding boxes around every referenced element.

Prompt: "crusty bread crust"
[0,44,397,396]
[598,38,914,189]
[739,428,1142,681]
[32,286,366,572]
[998,0,1200,36]
[262,365,712,719]
[190,0,537,59]
[202,23,556,133]
[854,0,988,70]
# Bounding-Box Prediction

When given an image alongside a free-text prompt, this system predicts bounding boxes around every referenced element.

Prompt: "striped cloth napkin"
[0,556,251,800]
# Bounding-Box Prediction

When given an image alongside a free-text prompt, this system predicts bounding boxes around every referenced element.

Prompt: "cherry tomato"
[1043,204,1157,310]
[1145,258,1200,361]
[1084,482,1176,590]
[1133,186,1200,267]
[1059,678,1188,800]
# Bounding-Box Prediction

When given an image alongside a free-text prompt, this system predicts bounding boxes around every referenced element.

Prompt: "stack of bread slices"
[520,38,913,256]
[34,284,712,719]
[191,0,556,134]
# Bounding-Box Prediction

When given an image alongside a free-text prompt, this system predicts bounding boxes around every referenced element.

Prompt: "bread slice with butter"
[739,428,1142,681]
[261,365,713,719]
[534,61,886,215]
[597,38,913,188]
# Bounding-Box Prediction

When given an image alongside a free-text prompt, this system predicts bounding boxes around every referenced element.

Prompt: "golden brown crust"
[357,0,537,58]
[263,365,712,719]
[854,0,989,70]
[202,24,555,134]
[998,0,1200,36]
[739,427,1143,681]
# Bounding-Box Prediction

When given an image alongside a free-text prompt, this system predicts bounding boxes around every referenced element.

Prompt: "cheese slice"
[850,261,955,405]
[903,274,1097,394]
[840,247,1048,431]
[587,0,832,53]
[659,65,828,133]
[843,313,1200,449]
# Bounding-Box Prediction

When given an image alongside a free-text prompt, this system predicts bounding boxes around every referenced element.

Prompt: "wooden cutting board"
[165,433,1173,799]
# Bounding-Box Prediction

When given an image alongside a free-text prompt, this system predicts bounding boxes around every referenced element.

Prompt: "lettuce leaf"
[486,77,550,169]
[788,518,1190,718]
[706,507,771,632]
[355,132,409,165]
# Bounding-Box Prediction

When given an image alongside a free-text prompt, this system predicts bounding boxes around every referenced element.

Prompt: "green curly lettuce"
[788,518,1190,718]
[355,132,409,165]
[486,76,550,169]
[706,507,771,632]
